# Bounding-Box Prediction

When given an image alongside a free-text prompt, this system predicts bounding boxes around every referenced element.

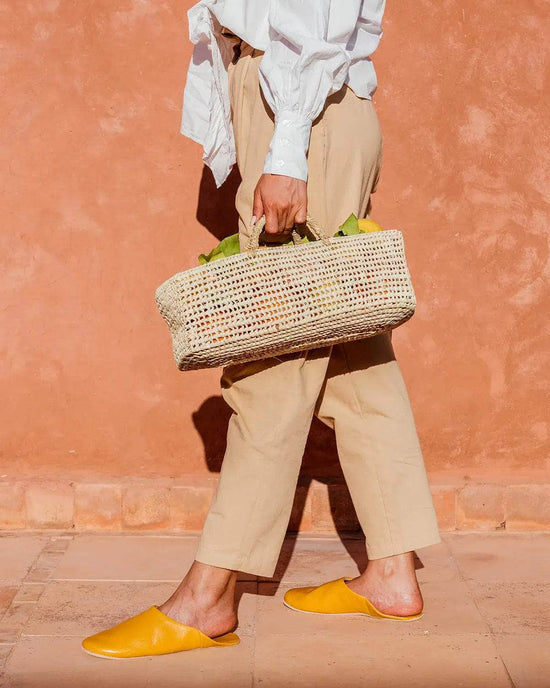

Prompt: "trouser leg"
[195,348,331,578]
[314,334,442,560]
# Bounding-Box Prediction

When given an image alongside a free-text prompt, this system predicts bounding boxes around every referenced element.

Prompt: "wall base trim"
[1,479,549,533]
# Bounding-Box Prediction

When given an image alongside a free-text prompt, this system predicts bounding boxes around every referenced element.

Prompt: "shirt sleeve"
[258,0,364,182]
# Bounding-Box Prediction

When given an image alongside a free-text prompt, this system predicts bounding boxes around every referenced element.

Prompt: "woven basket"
[155,215,417,371]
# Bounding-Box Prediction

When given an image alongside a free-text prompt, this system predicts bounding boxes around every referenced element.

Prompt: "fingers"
[263,195,284,234]
[264,206,280,235]
[253,174,308,235]
[294,204,307,226]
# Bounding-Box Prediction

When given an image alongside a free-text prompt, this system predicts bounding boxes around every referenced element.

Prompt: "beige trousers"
[194,42,442,578]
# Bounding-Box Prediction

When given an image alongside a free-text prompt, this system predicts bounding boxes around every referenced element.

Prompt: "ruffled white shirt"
[180,0,386,188]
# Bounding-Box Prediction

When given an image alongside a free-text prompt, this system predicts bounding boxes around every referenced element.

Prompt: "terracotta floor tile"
[0,534,48,582]
[254,633,511,687]
[53,534,201,581]
[493,633,550,688]
[443,532,550,582]
[53,534,254,582]
[468,581,550,635]
[256,575,488,636]
[12,583,45,603]
[411,539,462,583]
[265,536,454,586]
[2,603,36,635]
[265,536,365,584]
[33,550,66,572]
[22,580,257,638]
[24,566,54,583]
[0,629,19,644]
[41,535,73,553]
[0,585,18,616]
[1,636,253,688]
[0,644,15,668]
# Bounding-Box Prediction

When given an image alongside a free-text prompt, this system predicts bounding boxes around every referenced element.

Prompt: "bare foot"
[345,551,423,616]
[157,561,238,638]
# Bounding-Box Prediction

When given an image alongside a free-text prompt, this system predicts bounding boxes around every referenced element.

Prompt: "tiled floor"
[0,531,549,687]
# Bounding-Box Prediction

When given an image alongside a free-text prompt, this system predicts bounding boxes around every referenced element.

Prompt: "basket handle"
[245,214,332,256]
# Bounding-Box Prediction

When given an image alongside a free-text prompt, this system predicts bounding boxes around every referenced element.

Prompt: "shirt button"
[275,160,285,167]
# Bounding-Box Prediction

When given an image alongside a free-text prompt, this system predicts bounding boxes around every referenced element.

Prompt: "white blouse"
[180,0,386,188]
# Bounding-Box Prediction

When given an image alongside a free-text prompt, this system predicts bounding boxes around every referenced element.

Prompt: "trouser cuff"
[194,547,276,579]
[366,531,443,561]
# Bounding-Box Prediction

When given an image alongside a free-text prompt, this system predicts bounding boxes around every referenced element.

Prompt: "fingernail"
[251,215,257,227]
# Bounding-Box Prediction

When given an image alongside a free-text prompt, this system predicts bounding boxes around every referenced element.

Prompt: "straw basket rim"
[155,227,404,296]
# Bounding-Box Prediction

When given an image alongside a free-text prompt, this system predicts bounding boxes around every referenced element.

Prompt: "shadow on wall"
[192,396,346,478]
[196,164,241,240]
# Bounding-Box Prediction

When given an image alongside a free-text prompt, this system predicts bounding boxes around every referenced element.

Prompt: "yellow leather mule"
[81,605,240,659]
[283,577,424,621]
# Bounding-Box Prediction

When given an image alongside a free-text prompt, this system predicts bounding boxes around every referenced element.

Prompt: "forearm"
[258,0,361,182]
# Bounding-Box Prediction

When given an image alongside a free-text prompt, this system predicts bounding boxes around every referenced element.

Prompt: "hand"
[252,174,307,235]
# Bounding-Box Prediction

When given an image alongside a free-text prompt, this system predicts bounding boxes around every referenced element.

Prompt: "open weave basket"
[155,215,417,371]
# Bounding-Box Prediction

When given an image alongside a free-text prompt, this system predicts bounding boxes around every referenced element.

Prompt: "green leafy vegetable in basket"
[197,213,383,264]
[197,233,241,265]
[334,213,384,236]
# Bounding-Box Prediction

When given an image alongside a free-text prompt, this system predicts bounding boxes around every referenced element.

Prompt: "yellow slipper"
[283,577,423,621]
[81,606,240,659]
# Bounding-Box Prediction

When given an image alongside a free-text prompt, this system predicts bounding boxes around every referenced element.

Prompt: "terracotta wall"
[1,1,549,532]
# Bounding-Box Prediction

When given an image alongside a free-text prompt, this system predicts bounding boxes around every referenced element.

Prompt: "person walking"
[82,0,442,659]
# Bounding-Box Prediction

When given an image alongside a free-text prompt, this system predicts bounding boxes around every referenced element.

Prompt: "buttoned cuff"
[262,111,312,182]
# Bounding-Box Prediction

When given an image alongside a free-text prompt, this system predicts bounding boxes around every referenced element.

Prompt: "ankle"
[365,552,418,582]
[168,561,237,609]
[182,583,233,609]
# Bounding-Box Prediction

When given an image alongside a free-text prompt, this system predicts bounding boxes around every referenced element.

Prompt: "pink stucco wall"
[2,1,548,503]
